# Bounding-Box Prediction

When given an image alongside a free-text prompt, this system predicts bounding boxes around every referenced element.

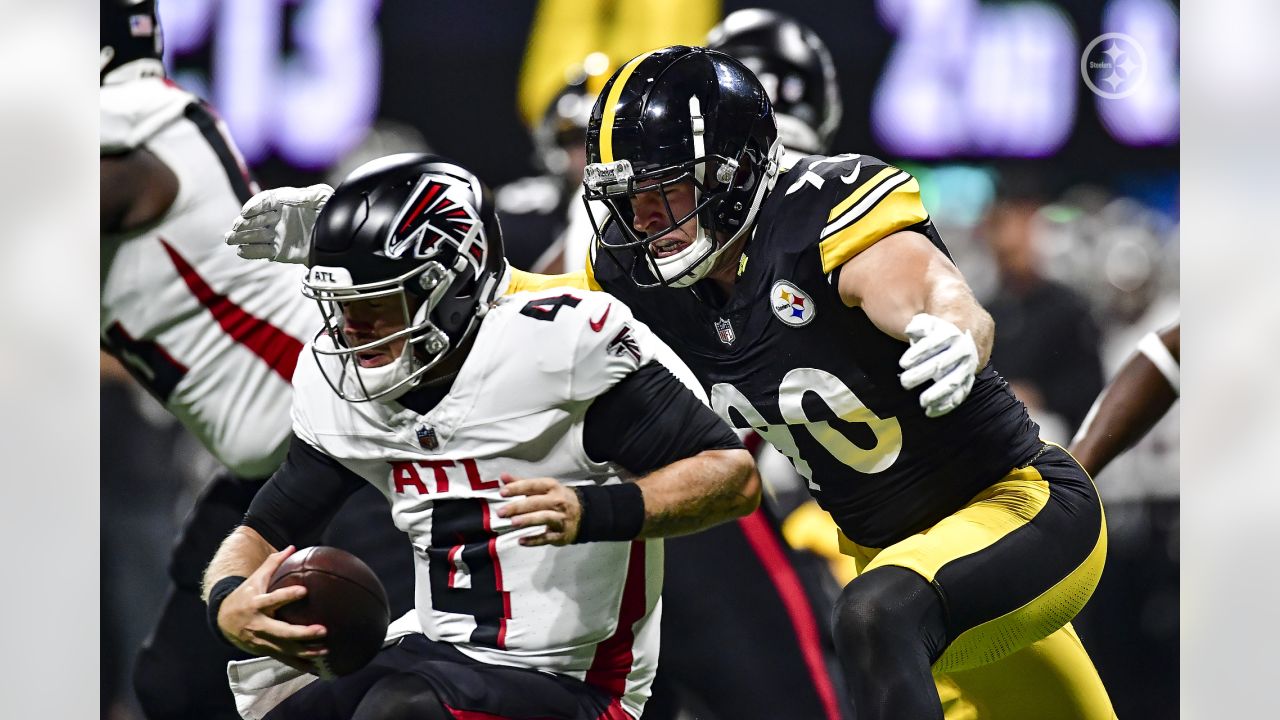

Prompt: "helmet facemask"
[304,260,475,403]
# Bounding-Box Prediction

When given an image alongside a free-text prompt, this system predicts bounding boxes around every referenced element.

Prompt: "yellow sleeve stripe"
[818,177,929,274]
[599,51,655,164]
[505,268,594,295]
[823,169,912,236]
[825,167,900,223]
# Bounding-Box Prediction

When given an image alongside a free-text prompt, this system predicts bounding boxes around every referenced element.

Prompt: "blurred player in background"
[1070,322,1180,477]
[205,154,760,720]
[707,8,842,163]
[576,45,1115,719]
[497,56,609,274]
[100,3,411,717]
[983,181,1106,441]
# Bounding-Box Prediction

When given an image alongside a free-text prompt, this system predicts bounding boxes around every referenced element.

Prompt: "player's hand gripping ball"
[267,546,390,678]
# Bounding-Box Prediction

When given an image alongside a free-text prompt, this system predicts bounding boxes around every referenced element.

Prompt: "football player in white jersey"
[202,155,760,720]
[100,4,412,718]
[1070,322,1180,477]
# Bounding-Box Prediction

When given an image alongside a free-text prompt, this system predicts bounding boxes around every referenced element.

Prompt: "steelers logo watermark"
[1080,33,1147,100]
[770,280,816,327]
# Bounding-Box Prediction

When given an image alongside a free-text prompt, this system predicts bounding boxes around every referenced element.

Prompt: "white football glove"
[898,313,979,418]
[224,184,333,264]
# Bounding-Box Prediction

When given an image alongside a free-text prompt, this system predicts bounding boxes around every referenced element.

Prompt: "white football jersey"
[101,78,316,478]
[292,288,701,718]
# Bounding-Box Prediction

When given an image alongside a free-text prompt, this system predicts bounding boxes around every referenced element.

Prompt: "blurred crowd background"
[102,1,1179,718]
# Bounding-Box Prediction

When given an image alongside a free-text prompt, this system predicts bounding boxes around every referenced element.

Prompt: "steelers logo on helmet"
[770,280,816,327]
[386,175,483,264]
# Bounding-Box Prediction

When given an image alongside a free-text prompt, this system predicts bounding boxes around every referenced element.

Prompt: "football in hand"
[268,546,391,678]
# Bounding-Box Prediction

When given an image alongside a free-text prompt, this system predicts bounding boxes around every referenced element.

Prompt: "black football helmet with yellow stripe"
[583,46,781,289]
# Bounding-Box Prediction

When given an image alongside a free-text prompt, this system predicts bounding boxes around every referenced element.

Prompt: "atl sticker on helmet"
[770,280,815,327]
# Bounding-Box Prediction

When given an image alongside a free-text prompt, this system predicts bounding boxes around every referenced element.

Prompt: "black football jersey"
[588,153,1042,548]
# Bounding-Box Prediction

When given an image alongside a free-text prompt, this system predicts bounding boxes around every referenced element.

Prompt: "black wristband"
[206,575,248,647]
[573,482,645,543]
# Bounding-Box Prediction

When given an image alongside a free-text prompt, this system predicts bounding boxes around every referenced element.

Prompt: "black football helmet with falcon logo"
[304,153,507,402]
[583,45,780,289]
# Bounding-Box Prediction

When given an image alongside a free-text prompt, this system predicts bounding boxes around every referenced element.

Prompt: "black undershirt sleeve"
[583,361,743,476]
[243,433,367,549]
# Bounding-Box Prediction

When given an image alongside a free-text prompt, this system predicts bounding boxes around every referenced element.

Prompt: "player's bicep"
[837,230,965,338]
[99,149,179,234]
[583,362,743,476]
[243,434,366,548]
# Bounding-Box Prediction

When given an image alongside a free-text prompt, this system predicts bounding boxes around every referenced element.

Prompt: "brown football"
[267,546,390,678]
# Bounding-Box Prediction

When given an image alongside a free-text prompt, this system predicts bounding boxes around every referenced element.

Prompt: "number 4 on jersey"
[519,294,581,321]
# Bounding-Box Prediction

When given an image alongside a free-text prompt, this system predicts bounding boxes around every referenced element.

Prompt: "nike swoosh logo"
[590,304,611,332]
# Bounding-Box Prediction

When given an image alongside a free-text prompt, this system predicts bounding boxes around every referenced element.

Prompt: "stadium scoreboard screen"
[160,0,1178,184]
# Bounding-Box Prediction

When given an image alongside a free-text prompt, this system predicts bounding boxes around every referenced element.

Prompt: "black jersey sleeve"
[583,361,743,475]
[243,434,367,549]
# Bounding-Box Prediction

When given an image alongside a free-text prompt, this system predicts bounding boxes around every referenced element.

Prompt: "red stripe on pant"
[736,508,844,720]
[444,706,508,720]
[160,238,303,381]
[585,541,648,701]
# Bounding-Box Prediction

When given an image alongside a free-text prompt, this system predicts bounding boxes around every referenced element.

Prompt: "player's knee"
[352,673,451,720]
[831,566,941,657]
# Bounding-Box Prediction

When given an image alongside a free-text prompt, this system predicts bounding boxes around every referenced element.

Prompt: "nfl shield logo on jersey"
[415,424,439,451]
[770,280,816,327]
[714,318,736,345]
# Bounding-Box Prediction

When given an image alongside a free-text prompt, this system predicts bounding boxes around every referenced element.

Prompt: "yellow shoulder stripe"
[826,166,899,223]
[818,176,929,274]
[505,268,594,295]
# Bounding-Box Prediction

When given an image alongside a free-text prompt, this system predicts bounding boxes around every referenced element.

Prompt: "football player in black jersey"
[642,15,857,719]
[550,45,1115,719]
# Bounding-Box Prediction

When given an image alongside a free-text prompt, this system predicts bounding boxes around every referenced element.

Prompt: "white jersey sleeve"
[101,78,317,478]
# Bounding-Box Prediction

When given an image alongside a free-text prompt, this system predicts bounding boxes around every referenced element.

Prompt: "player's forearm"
[842,231,994,367]
[201,525,277,603]
[922,277,994,368]
[1069,357,1178,477]
[635,448,760,539]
